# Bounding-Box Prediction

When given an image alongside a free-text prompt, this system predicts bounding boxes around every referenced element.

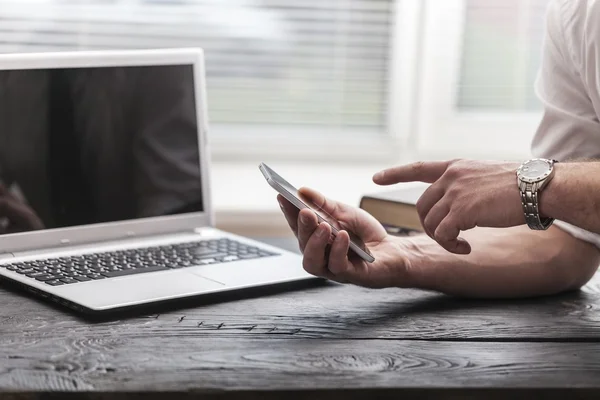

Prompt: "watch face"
[519,159,552,181]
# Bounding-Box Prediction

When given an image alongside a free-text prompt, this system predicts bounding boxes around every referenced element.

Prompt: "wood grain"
[3,390,600,400]
[2,274,600,341]
[1,237,600,397]
[2,338,600,392]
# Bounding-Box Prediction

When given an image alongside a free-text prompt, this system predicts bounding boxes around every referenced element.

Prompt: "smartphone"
[259,162,375,263]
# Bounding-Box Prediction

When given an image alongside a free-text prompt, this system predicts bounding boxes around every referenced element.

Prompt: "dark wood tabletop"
[2,235,600,399]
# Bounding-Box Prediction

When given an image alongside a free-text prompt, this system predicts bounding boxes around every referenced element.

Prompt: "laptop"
[0,48,313,315]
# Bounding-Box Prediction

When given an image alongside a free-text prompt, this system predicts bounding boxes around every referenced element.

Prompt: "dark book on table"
[359,183,428,236]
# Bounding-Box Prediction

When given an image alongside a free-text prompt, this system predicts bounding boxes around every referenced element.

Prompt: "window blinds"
[0,0,395,132]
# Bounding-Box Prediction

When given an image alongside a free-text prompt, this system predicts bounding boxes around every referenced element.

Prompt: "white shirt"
[532,0,600,247]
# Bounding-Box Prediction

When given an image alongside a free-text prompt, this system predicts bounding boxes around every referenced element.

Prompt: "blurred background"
[0,0,553,235]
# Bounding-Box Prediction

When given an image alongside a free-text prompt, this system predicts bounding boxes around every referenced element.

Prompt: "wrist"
[391,233,449,290]
[538,162,568,219]
[516,158,560,229]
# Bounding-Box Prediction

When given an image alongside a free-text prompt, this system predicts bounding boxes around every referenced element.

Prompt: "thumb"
[298,186,347,220]
[298,186,388,242]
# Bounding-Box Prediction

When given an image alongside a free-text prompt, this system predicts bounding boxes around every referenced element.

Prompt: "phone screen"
[260,163,374,262]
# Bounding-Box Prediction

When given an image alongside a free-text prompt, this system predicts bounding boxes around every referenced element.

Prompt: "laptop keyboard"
[0,238,279,286]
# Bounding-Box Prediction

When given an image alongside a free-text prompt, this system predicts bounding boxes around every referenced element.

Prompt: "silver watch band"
[519,181,554,230]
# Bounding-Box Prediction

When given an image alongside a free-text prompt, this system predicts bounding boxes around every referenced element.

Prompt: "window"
[458,0,550,111]
[0,0,415,161]
[0,0,555,163]
[414,0,552,161]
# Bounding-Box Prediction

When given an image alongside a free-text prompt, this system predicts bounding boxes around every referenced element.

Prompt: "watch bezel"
[516,158,554,184]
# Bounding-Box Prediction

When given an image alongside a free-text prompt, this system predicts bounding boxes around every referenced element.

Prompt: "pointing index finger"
[373,161,450,185]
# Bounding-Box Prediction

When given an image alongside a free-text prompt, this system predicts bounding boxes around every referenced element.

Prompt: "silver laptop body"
[0,48,312,314]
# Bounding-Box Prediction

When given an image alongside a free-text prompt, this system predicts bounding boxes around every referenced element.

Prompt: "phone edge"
[259,163,375,263]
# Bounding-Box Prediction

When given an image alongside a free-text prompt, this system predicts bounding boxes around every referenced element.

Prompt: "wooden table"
[2,236,600,399]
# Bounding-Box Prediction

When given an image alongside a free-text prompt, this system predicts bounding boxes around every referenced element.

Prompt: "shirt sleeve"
[531,0,600,248]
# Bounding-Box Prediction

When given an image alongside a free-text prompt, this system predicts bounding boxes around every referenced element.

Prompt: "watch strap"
[519,180,554,230]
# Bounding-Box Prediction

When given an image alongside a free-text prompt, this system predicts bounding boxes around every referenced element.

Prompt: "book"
[359,183,428,236]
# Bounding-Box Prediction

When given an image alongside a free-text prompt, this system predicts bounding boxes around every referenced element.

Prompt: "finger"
[373,161,450,185]
[297,208,319,253]
[302,222,331,277]
[298,186,374,241]
[434,214,471,255]
[277,194,299,237]
[423,200,450,239]
[327,230,351,276]
[0,198,44,230]
[415,184,445,234]
[298,186,348,220]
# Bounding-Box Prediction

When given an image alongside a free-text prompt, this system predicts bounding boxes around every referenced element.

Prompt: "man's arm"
[279,188,600,298]
[530,0,600,236]
[405,225,600,298]
[373,0,600,253]
[372,158,600,256]
[538,162,600,235]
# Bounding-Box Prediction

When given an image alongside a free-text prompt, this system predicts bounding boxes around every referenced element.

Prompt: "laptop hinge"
[0,252,15,260]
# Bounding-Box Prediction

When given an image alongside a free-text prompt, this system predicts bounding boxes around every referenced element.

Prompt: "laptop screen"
[0,64,203,235]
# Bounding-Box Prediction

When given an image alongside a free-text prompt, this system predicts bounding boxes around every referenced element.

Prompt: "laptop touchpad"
[58,270,225,310]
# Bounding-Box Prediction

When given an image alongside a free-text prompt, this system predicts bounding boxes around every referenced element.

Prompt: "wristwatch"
[516,158,557,230]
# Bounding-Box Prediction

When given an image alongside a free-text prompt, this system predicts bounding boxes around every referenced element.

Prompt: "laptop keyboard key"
[17,268,36,275]
[27,272,50,278]
[102,266,169,278]
[192,252,229,261]
[36,275,63,282]
[191,247,222,256]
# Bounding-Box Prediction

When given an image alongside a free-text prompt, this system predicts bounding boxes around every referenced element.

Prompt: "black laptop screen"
[0,64,203,234]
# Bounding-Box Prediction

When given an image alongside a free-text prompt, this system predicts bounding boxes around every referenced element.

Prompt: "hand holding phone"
[259,162,375,263]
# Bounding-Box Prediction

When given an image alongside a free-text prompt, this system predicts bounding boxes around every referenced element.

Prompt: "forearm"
[540,162,600,233]
[402,225,600,298]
